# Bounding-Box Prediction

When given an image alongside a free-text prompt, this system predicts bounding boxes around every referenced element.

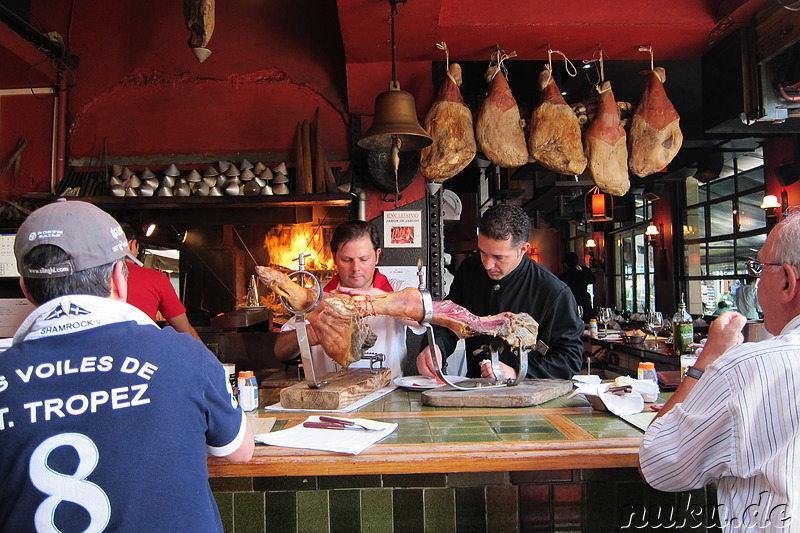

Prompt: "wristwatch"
[685,366,704,380]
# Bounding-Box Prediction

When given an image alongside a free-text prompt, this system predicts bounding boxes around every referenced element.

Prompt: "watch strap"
[685,366,704,380]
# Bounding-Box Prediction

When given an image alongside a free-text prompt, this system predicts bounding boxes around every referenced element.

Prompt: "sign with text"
[383,210,421,248]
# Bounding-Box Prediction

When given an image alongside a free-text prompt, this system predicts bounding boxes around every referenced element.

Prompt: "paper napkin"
[254,415,397,455]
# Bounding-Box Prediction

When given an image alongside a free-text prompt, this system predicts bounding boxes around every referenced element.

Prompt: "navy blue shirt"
[0,316,243,532]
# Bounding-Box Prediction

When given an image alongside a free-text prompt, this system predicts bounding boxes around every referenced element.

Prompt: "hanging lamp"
[585,186,613,223]
[357,0,433,152]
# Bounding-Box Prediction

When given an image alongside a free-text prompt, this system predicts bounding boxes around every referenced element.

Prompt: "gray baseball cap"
[15,200,129,278]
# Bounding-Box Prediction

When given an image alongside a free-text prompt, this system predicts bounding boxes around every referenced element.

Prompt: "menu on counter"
[0,234,19,278]
[0,299,35,338]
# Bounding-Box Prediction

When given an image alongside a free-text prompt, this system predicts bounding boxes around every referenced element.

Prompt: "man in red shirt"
[120,221,202,341]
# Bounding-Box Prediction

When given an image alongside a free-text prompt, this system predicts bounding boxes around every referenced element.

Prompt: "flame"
[263,223,335,270]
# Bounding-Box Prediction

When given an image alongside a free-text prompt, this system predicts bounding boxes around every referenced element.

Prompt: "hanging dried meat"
[183,0,215,62]
[584,81,630,196]
[628,67,683,177]
[420,63,476,182]
[528,68,587,176]
[475,54,528,168]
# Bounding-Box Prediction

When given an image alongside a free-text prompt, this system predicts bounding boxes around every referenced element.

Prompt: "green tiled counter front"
[209,388,653,478]
[209,387,717,532]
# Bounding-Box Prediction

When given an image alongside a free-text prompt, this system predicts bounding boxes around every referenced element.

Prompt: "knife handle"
[303,421,343,430]
[320,416,353,426]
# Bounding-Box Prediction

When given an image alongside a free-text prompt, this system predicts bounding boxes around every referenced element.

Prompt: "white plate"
[394,375,468,391]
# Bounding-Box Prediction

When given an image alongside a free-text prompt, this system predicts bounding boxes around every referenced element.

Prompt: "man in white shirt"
[640,210,800,531]
[274,220,423,378]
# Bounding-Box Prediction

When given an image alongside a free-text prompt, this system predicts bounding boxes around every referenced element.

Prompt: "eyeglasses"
[746,258,782,277]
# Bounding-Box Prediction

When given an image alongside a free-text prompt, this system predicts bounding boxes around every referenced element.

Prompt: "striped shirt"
[640,315,800,532]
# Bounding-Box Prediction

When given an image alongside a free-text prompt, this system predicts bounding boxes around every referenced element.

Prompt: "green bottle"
[672,295,694,356]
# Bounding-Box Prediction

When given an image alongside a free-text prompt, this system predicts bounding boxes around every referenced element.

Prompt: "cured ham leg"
[584,81,630,196]
[256,266,539,367]
[475,59,529,168]
[420,63,476,182]
[183,0,215,62]
[628,67,683,177]
[528,68,587,176]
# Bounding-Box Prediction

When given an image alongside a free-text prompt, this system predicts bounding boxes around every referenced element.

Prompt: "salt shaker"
[637,362,659,403]
[237,370,259,411]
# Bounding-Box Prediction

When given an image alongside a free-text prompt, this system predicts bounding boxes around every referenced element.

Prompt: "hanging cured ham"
[528,68,587,176]
[256,266,539,368]
[183,0,215,62]
[584,81,630,196]
[628,67,683,177]
[475,60,528,168]
[420,63,476,182]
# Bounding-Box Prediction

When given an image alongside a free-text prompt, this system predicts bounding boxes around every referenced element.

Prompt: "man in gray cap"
[0,200,253,532]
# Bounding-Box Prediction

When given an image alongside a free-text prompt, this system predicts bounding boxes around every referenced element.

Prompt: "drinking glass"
[577,305,584,322]
[646,311,663,340]
[597,308,612,335]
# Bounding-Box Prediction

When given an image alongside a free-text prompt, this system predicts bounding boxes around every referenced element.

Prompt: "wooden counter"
[584,334,682,375]
[208,385,650,478]
[207,382,708,533]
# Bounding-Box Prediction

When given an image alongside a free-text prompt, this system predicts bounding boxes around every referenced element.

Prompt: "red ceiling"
[338,0,774,114]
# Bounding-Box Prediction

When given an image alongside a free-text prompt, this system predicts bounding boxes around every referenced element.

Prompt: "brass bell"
[358,84,432,152]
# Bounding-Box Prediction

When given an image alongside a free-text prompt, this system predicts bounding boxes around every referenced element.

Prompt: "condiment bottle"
[672,294,694,356]
[637,362,659,402]
[237,370,259,411]
[589,319,599,338]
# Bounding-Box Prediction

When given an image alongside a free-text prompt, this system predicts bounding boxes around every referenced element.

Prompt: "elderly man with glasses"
[639,211,800,530]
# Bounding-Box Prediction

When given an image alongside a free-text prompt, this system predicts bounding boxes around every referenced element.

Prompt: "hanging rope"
[638,45,654,71]
[487,46,517,82]
[436,42,450,72]
[544,47,578,86]
[582,46,607,94]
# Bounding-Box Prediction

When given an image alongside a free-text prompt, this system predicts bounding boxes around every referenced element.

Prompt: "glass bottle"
[672,295,694,356]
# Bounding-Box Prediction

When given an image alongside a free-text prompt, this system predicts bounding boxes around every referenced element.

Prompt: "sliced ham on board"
[584,81,630,196]
[420,63,476,182]
[475,64,528,168]
[628,67,683,178]
[528,68,587,176]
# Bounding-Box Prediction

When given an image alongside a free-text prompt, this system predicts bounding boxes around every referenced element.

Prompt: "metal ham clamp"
[279,253,326,389]
[416,260,527,390]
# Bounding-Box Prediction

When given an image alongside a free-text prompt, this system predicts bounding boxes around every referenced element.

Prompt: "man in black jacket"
[417,204,584,380]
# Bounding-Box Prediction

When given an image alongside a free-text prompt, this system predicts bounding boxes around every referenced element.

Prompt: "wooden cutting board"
[279,368,391,410]
[421,378,573,408]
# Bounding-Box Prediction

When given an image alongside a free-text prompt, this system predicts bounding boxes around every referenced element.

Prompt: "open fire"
[262,223,336,271]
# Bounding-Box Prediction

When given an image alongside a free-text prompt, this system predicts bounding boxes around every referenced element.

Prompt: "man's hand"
[417,345,444,380]
[479,360,517,380]
[333,286,388,297]
[651,311,747,422]
[305,324,321,347]
[696,312,747,370]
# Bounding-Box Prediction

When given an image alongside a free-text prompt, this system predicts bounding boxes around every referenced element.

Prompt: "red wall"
[0,92,55,201]
[33,0,350,164]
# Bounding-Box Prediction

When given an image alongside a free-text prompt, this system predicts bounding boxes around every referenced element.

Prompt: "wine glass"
[646,311,663,340]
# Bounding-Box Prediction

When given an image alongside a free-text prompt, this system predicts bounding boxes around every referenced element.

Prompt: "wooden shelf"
[65,193,353,226]
[70,193,352,210]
